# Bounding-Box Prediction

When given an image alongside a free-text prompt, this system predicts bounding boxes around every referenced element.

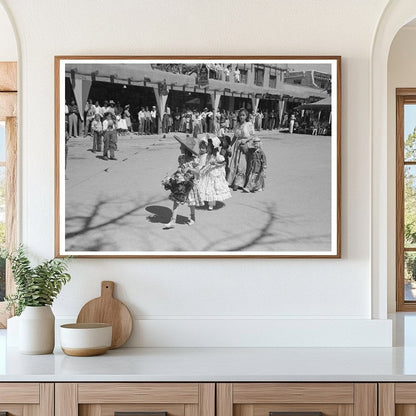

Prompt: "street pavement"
[64,129,332,253]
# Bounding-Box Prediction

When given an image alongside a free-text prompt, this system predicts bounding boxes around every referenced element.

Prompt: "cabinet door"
[379,383,416,416]
[217,383,377,416]
[0,383,53,416]
[56,383,215,416]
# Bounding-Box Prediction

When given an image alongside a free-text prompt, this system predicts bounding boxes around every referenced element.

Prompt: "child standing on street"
[243,136,267,192]
[102,113,118,161]
[91,113,103,153]
[162,136,203,229]
[198,136,208,168]
[198,135,232,210]
[219,135,232,178]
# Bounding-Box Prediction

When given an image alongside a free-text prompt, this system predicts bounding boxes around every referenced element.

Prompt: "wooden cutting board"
[76,281,133,349]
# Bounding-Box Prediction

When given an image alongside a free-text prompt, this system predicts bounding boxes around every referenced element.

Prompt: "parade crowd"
[159,107,296,136]
[65,97,269,229]
[162,108,267,229]
[65,95,303,163]
[65,95,329,230]
[66,97,307,139]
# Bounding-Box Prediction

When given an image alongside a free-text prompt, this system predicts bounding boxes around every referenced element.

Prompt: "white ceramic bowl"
[60,323,112,356]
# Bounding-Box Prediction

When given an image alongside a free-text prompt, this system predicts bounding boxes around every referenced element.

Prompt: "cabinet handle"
[115,412,168,416]
[270,413,323,416]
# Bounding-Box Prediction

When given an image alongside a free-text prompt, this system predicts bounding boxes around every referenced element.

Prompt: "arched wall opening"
[387,20,416,313]
[371,1,416,319]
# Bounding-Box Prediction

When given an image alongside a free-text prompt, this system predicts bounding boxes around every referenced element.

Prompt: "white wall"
[0,2,16,62]
[387,26,416,312]
[0,0,394,347]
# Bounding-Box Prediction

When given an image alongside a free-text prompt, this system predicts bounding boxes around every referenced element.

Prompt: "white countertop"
[3,313,416,382]
[2,346,416,382]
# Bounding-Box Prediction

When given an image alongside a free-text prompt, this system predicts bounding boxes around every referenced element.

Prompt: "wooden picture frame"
[55,56,341,258]
[0,62,17,326]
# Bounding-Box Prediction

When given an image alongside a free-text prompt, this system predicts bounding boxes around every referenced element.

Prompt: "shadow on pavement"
[145,205,188,225]
[196,201,225,211]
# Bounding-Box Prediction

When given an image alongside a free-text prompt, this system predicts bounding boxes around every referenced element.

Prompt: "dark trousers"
[93,131,102,152]
[139,119,145,134]
[68,113,78,137]
[151,117,157,134]
[173,119,180,132]
[103,130,117,158]
[145,118,151,134]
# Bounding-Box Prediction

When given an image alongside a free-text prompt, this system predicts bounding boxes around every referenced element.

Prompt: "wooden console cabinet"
[0,383,53,416]
[55,383,215,416]
[4,381,416,416]
[379,383,416,416]
[217,383,377,416]
[54,382,377,416]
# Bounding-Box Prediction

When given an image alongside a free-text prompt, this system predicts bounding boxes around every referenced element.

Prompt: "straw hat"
[173,135,199,155]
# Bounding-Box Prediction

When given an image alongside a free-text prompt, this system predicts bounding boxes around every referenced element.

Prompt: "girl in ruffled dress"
[198,135,232,210]
[162,136,203,228]
[198,136,208,168]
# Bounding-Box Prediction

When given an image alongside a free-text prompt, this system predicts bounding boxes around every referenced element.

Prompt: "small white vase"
[19,306,55,354]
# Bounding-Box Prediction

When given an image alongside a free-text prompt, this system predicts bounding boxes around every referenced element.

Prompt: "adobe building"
[65,62,330,132]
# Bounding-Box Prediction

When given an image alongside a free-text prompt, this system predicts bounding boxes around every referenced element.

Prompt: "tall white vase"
[19,306,55,354]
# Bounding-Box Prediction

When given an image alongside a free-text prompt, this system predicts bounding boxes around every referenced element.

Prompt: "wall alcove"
[0,0,400,347]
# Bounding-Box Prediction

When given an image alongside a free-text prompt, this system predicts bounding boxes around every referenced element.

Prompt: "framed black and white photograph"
[55,56,341,258]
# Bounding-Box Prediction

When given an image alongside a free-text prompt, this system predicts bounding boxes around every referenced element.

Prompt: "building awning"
[296,96,332,110]
[65,63,329,101]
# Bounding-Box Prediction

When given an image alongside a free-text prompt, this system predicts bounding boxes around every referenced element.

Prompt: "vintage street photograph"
[56,57,340,257]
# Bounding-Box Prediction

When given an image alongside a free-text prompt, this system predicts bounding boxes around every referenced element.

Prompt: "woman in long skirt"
[227,108,255,191]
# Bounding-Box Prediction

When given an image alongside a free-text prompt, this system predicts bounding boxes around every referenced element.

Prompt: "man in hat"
[144,106,151,135]
[150,105,158,134]
[107,100,116,116]
[138,107,145,135]
[68,99,80,137]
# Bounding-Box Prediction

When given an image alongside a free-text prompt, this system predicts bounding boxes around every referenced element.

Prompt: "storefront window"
[254,68,264,87]
[240,69,248,84]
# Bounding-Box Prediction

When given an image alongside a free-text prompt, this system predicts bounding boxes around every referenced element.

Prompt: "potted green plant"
[4,246,71,354]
